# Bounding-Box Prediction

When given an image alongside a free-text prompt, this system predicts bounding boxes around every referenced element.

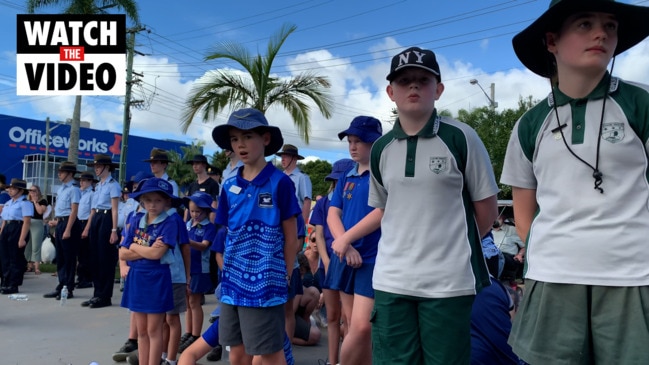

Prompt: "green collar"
[393,109,440,139]
[552,72,617,107]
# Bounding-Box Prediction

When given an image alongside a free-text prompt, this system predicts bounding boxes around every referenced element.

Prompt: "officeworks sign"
[16,14,126,96]
[0,114,191,182]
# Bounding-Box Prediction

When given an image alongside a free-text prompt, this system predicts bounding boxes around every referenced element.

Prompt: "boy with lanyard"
[120,177,178,365]
[44,162,82,300]
[82,154,121,309]
[311,158,355,365]
[501,0,649,363]
[0,179,32,294]
[75,172,96,290]
[211,108,301,365]
[327,116,383,365]
[368,47,499,364]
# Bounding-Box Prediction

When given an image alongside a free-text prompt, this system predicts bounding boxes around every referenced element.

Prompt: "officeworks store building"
[0,114,190,197]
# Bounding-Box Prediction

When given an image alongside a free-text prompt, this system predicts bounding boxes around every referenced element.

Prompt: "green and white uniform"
[501,75,649,287]
[369,111,499,298]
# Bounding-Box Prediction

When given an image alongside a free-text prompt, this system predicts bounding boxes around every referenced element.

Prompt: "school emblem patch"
[258,192,273,208]
[602,122,624,143]
[429,157,448,174]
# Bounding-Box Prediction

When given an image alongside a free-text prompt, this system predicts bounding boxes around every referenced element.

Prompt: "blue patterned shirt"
[216,162,301,307]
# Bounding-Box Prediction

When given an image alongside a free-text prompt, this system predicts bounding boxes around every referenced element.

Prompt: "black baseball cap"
[386,47,441,82]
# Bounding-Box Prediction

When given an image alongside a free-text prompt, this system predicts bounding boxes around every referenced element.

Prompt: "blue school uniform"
[168,209,189,285]
[309,193,334,270]
[120,211,177,313]
[215,162,301,307]
[187,218,216,293]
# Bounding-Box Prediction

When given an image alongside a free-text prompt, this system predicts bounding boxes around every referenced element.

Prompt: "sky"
[2,0,649,163]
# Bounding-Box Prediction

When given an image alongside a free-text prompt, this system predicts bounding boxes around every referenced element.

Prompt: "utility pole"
[44,117,50,196]
[119,26,146,186]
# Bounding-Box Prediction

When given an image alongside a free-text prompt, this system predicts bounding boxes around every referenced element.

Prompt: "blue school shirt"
[121,211,178,270]
[216,162,301,307]
[167,209,189,284]
[55,180,80,217]
[309,193,333,270]
[210,226,226,255]
[78,188,93,220]
[330,164,381,263]
[1,196,33,220]
[187,218,217,274]
[92,177,120,210]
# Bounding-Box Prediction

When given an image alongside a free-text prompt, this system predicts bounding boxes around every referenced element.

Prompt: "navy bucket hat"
[182,191,217,213]
[338,116,383,143]
[325,158,356,181]
[513,0,649,77]
[131,171,154,184]
[129,177,177,202]
[211,108,284,157]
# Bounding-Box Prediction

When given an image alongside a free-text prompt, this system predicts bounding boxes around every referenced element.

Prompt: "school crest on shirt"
[429,157,448,174]
[601,122,624,143]
[258,192,273,208]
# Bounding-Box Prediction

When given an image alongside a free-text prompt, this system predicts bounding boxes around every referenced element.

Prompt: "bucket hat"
[513,0,649,77]
[122,181,134,194]
[275,144,305,160]
[131,171,154,183]
[129,177,177,202]
[386,46,441,82]
[212,108,283,157]
[338,116,383,143]
[75,172,98,183]
[143,148,171,163]
[182,191,217,213]
[87,154,119,168]
[325,158,356,181]
[7,178,28,194]
[186,154,209,165]
[58,161,79,173]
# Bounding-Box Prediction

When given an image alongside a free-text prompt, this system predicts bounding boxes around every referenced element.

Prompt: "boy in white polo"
[502,0,649,363]
[364,47,499,365]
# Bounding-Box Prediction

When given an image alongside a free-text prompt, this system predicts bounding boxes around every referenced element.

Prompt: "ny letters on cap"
[386,46,441,82]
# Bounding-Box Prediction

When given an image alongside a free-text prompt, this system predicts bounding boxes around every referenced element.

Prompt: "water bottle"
[60,285,68,306]
[8,294,28,301]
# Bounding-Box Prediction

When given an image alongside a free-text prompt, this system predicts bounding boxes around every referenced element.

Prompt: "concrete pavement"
[1,273,328,365]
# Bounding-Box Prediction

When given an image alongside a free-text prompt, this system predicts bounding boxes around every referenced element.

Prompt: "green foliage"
[456,96,536,199]
[27,0,140,24]
[181,23,334,143]
[166,143,204,195]
[299,159,333,198]
[210,150,229,171]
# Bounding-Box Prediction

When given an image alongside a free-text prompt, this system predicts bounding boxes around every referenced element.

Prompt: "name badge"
[229,185,242,194]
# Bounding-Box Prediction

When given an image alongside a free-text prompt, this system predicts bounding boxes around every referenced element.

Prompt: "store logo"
[16,14,125,96]
[8,126,108,153]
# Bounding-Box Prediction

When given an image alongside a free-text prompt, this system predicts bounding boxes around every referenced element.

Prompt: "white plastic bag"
[41,236,56,263]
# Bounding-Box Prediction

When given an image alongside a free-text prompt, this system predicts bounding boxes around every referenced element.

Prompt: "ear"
[435,82,445,100]
[386,84,395,101]
[545,32,559,54]
[262,131,271,147]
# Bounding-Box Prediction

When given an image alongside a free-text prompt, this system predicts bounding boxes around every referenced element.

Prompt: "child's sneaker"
[206,345,222,361]
[112,339,137,362]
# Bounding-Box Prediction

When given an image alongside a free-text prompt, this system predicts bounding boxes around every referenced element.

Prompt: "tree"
[456,96,536,199]
[166,143,204,195]
[181,24,334,143]
[210,150,229,171]
[299,159,333,198]
[27,0,140,164]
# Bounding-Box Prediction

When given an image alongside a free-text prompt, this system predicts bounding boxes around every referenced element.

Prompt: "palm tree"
[181,23,333,143]
[27,0,140,164]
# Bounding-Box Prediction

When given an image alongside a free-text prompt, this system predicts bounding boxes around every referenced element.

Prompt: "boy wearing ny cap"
[212,108,301,365]
[501,1,649,363]
[367,47,499,365]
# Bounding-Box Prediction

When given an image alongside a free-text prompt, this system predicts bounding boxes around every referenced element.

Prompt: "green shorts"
[371,290,474,365]
[509,280,649,365]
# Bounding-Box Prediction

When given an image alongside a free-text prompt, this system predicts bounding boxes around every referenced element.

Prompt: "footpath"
[0,273,327,365]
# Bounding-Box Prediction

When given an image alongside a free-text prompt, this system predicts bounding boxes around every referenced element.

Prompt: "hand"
[18,239,27,249]
[332,235,351,261]
[514,253,524,263]
[119,264,130,278]
[152,237,165,248]
[48,220,57,227]
[81,229,89,239]
[345,247,363,268]
[109,231,118,244]
[63,230,71,240]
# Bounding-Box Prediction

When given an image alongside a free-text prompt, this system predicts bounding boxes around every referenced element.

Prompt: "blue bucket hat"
[129,177,177,201]
[338,116,383,143]
[211,108,284,157]
[131,171,154,184]
[325,158,356,181]
[182,191,217,213]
